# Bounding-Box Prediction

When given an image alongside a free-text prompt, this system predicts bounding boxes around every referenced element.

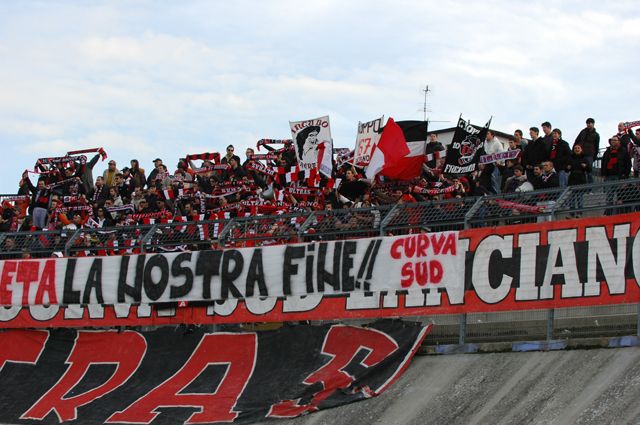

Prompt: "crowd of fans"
[0,118,639,258]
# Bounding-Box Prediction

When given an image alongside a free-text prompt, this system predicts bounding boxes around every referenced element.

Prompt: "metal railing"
[425,304,639,347]
[1,178,639,259]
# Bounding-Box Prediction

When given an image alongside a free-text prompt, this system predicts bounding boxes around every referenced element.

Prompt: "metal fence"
[425,304,639,346]
[1,178,639,258]
[2,179,640,345]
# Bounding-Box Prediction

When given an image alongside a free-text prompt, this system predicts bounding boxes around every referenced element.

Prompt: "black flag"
[443,116,491,174]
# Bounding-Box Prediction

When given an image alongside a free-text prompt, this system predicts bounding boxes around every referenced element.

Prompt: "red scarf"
[607,148,619,170]
[549,140,558,160]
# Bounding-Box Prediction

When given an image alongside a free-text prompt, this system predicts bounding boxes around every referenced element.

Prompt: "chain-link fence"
[64,225,155,257]
[0,229,66,259]
[302,205,395,240]
[1,178,640,258]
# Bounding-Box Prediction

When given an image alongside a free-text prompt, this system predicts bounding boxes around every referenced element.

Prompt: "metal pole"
[546,309,555,342]
[218,219,236,246]
[297,212,317,238]
[379,203,400,236]
[63,229,83,257]
[140,224,158,254]
[464,197,484,229]
[458,313,467,345]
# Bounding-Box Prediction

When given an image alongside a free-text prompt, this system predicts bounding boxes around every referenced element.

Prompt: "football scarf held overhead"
[186,152,221,162]
[479,150,520,164]
[256,139,293,151]
[67,147,108,161]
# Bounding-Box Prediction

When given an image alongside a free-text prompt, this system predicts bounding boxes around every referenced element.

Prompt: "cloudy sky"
[1,0,639,193]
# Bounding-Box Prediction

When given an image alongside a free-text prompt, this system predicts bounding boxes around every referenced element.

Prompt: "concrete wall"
[259,347,640,425]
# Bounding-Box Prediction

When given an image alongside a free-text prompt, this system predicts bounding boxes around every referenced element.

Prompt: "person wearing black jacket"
[602,136,631,180]
[224,157,246,181]
[522,127,548,182]
[567,144,592,215]
[221,145,241,165]
[24,174,52,229]
[567,144,592,186]
[574,118,600,181]
[602,135,632,215]
[146,158,163,189]
[541,121,553,150]
[425,133,444,168]
[548,129,571,187]
[540,161,560,189]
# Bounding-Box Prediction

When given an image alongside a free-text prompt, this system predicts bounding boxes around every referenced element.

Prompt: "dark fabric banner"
[0,320,429,424]
[443,116,490,174]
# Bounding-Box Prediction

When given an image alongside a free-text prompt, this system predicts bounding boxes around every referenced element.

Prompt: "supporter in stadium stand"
[602,136,631,180]
[574,118,600,171]
[61,212,87,231]
[567,144,592,215]
[146,158,163,188]
[567,144,592,186]
[499,158,516,190]
[225,157,247,180]
[93,206,114,228]
[23,174,52,229]
[129,159,147,189]
[103,160,120,187]
[541,121,553,150]
[114,172,133,201]
[338,168,369,204]
[425,133,445,168]
[540,161,560,189]
[529,164,544,190]
[6,115,640,257]
[522,126,549,182]
[221,145,241,165]
[634,128,640,178]
[617,122,639,148]
[549,128,571,187]
[89,176,108,205]
[0,201,17,232]
[503,165,528,193]
[474,163,495,194]
[77,151,102,194]
[512,129,528,150]
[484,130,505,193]
[507,139,523,165]
[602,135,632,215]
[0,237,18,259]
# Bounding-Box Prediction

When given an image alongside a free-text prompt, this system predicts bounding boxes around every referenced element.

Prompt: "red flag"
[366,118,411,179]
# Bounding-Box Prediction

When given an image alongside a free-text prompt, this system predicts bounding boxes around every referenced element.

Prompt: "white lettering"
[516,233,540,301]
[473,235,513,304]
[585,224,630,296]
